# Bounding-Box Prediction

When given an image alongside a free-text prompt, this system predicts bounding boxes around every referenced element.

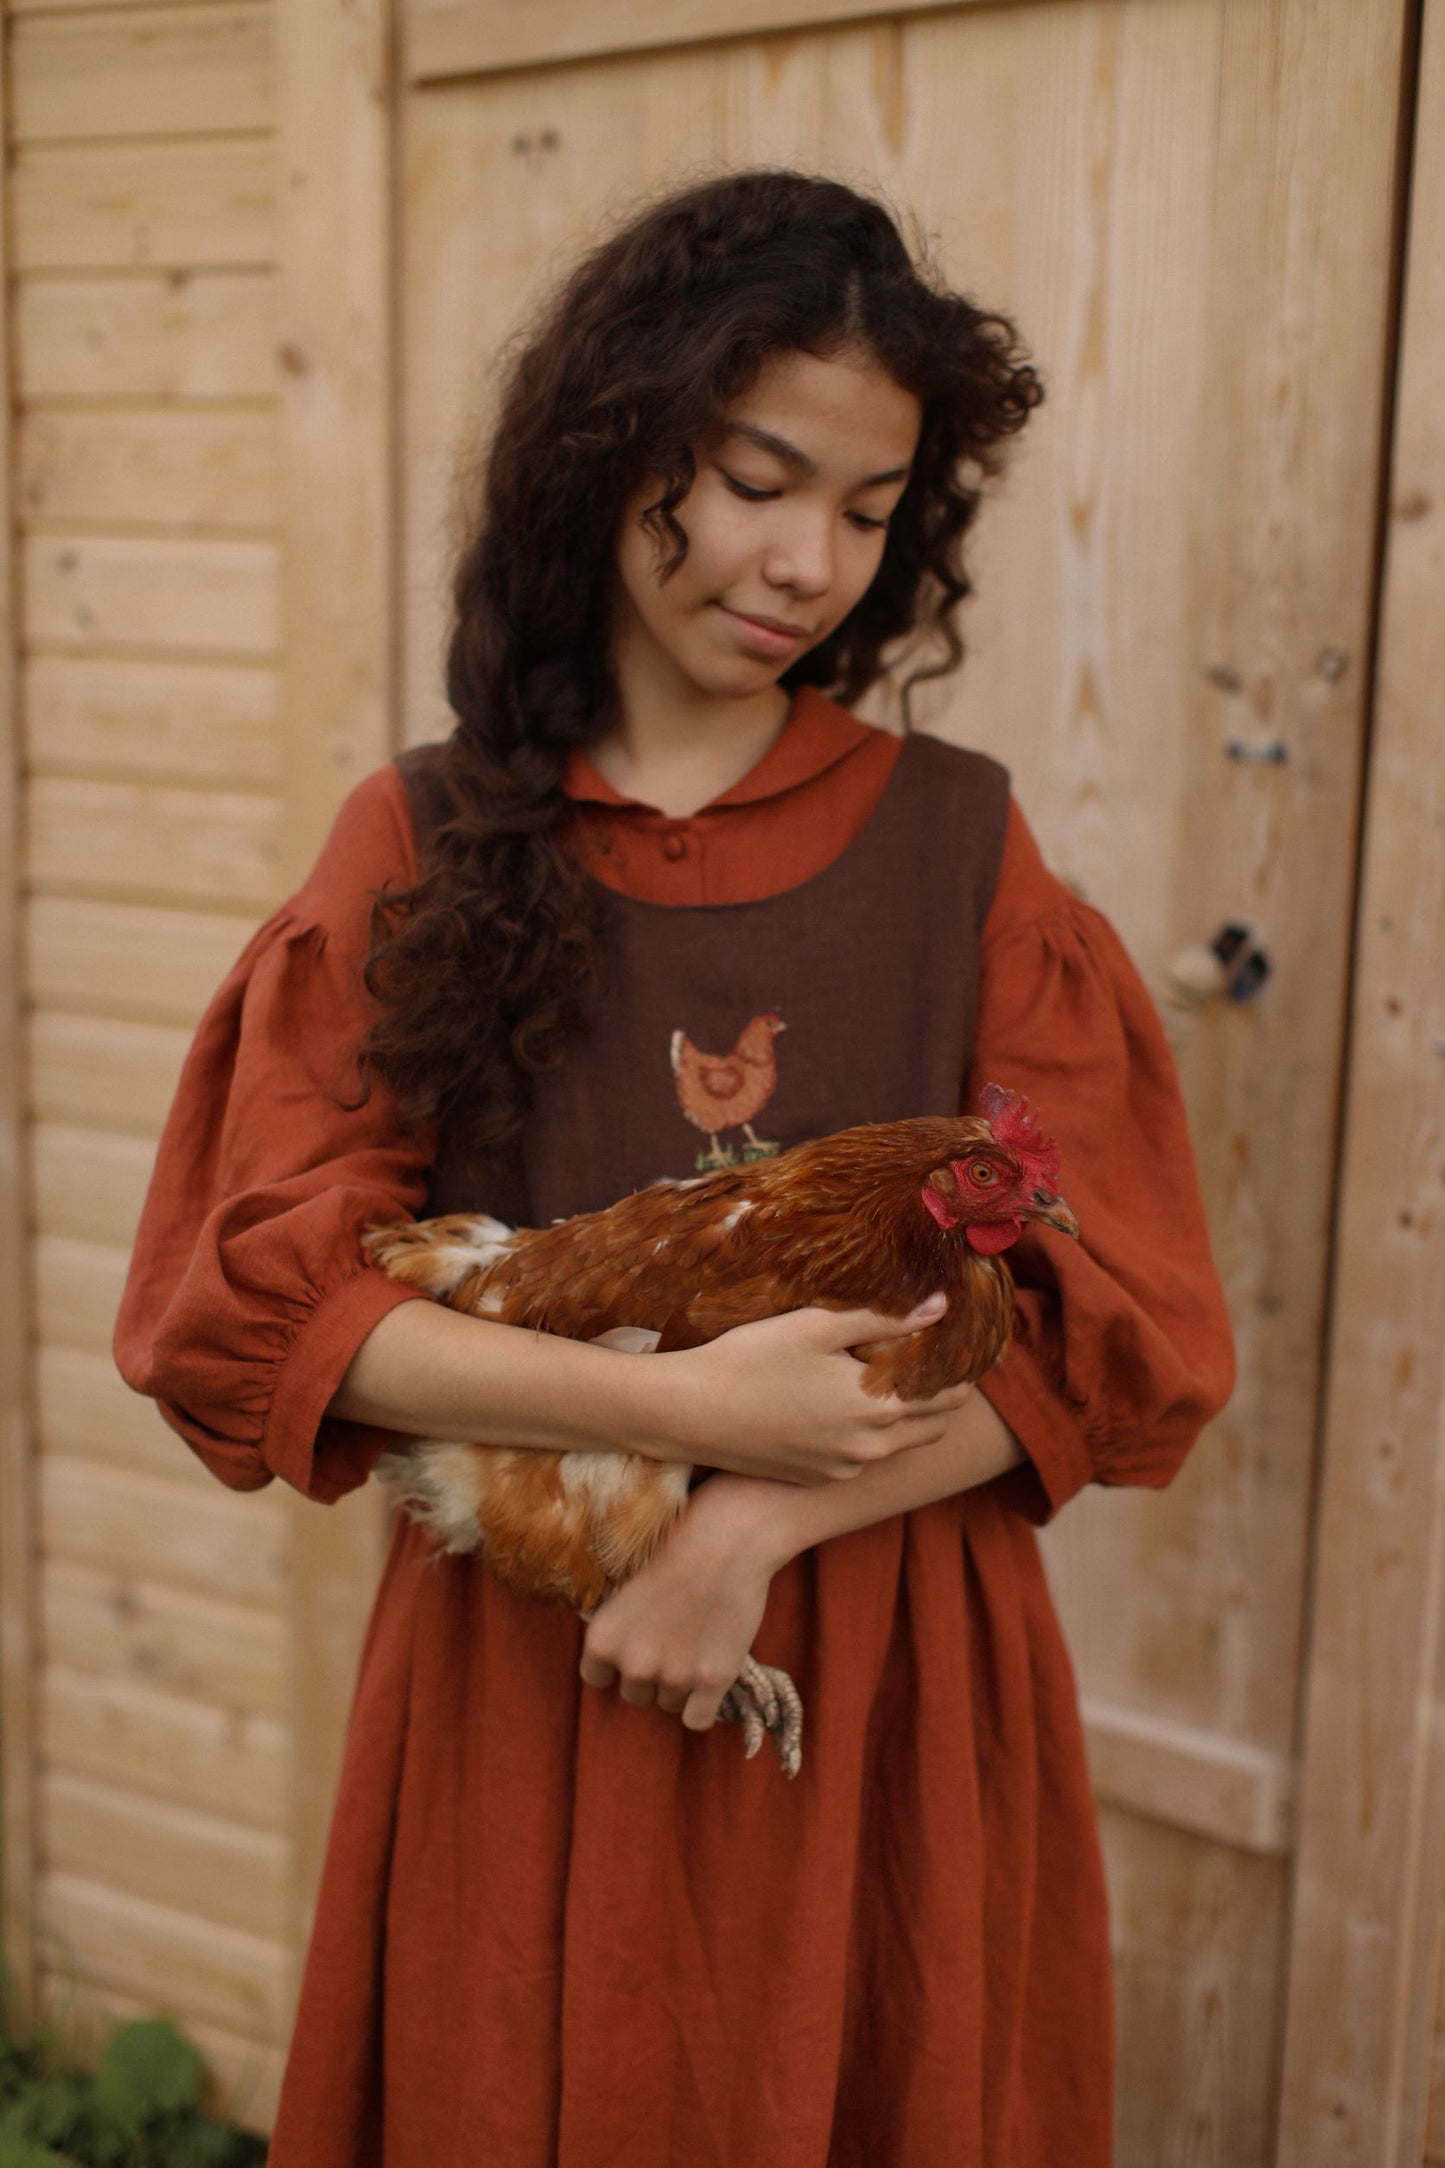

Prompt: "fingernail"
[912,1291,947,1319]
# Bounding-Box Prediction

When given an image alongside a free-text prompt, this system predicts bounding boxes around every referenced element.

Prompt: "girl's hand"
[645,1293,971,1486]
[578,1472,793,1736]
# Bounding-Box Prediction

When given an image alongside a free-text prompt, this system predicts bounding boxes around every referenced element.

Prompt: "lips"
[715,604,812,657]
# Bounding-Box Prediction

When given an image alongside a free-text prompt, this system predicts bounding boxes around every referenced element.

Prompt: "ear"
[921,1165,961,1230]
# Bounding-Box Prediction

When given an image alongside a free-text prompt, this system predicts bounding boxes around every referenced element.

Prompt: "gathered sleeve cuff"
[113,765,438,1504]
[967,801,1238,1527]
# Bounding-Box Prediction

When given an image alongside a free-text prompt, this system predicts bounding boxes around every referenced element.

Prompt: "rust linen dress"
[114,686,1236,2167]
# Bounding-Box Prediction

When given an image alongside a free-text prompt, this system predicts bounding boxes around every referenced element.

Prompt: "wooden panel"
[10,138,274,273]
[37,1871,288,2039]
[27,1009,192,1132]
[37,1455,287,1608]
[10,3,271,144]
[23,654,278,784]
[22,534,279,657]
[17,408,278,531]
[26,777,282,906]
[1081,1698,1294,1859]
[14,272,278,401]
[39,1769,286,1938]
[1100,1804,1284,2165]
[31,1123,156,1248]
[406,0,980,84]
[275,0,398,1985]
[0,2,38,2007]
[40,1560,284,1718]
[35,1967,283,2134]
[34,1236,135,1354]
[39,1665,286,1830]
[1275,0,1445,2157]
[25,895,258,1024]
[35,1343,221,1485]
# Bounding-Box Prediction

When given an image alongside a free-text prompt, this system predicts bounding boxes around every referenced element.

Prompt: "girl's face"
[611,346,921,703]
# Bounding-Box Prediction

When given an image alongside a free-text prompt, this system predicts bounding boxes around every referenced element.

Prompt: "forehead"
[715,348,920,478]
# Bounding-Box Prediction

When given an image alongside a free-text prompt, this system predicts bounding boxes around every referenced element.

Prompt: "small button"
[660,833,688,860]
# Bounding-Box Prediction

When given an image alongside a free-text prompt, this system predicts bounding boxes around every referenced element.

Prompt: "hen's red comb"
[977,1082,1063,1191]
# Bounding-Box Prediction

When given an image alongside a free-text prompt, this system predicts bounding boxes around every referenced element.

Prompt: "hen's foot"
[718,1653,803,1779]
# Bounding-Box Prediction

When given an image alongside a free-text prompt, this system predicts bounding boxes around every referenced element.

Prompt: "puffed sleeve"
[113,763,437,1504]
[968,799,1237,1527]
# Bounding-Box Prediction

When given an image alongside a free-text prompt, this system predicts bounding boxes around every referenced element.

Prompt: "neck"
[596,592,794,818]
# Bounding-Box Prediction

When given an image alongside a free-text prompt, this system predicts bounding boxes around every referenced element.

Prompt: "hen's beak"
[1029,1189,1080,1240]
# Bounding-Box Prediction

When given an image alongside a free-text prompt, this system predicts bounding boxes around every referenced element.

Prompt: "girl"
[116,170,1235,2165]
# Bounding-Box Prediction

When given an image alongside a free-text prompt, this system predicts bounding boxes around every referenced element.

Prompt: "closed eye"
[720,471,891,534]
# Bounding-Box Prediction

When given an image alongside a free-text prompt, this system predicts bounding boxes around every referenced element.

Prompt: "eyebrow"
[722,420,911,489]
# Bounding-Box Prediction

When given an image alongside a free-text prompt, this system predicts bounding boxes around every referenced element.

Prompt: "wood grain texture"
[14,272,278,401]
[22,533,279,656]
[38,1664,287,1830]
[37,1454,287,1607]
[275,0,397,2002]
[10,137,274,272]
[17,407,278,531]
[1275,0,1445,2158]
[23,654,279,785]
[25,776,283,906]
[40,1559,285,1718]
[9,2,271,143]
[38,1769,287,1937]
[36,1870,288,2037]
[0,0,39,2010]
[25,895,259,1022]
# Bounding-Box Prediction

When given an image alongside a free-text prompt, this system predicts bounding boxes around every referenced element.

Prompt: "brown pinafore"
[393,728,1011,1225]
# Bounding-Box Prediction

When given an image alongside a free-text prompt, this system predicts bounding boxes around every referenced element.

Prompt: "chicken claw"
[718,1654,803,1779]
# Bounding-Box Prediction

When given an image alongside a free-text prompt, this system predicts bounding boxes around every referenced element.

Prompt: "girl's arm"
[329,1289,971,1488]
[578,1391,1025,1734]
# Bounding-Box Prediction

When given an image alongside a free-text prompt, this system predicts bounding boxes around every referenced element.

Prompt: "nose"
[763,509,835,599]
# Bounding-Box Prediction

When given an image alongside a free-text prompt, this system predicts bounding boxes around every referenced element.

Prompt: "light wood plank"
[23,533,279,657]
[39,1768,285,1937]
[27,1008,192,1132]
[25,895,258,1023]
[38,1455,287,1608]
[10,2,271,144]
[11,138,274,274]
[275,0,398,1986]
[37,1870,288,2039]
[40,1561,284,1719]
[17,407,278,530]
[406,0,984,84]
[26,775,282,906]
[0,7,39,2010]
[15,271,277,402]
[39,1664,286,1829]
[1082,1698,1294,1859]
[33,1236,134,1358]
[35,1342,221,1484]
[1276,2,1445,2154]
[23,653,278,783]
[31,1122,155,1247]
[35,1966,282,2134]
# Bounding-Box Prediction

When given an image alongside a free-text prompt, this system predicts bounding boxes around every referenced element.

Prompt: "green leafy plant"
[0,1978,267,2168]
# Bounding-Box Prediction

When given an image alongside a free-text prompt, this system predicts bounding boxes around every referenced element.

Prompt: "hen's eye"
[968,1163,996,1185]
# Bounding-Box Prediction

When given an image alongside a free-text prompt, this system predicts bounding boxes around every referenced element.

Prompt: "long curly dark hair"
[355,167,1044,1162]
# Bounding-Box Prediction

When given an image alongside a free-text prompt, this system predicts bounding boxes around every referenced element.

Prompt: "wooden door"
[393,0,1413,2156]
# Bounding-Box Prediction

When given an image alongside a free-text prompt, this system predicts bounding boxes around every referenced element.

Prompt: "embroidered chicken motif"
[670,1011,787,1170]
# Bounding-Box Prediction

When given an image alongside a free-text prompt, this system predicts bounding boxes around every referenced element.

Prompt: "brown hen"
[365,1084,1078,1776]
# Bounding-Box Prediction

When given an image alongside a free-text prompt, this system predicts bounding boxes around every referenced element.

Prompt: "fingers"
[808,1292,948,1345]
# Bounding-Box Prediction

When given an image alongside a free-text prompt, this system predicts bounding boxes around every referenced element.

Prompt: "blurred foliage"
[0,1976,267,2168]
